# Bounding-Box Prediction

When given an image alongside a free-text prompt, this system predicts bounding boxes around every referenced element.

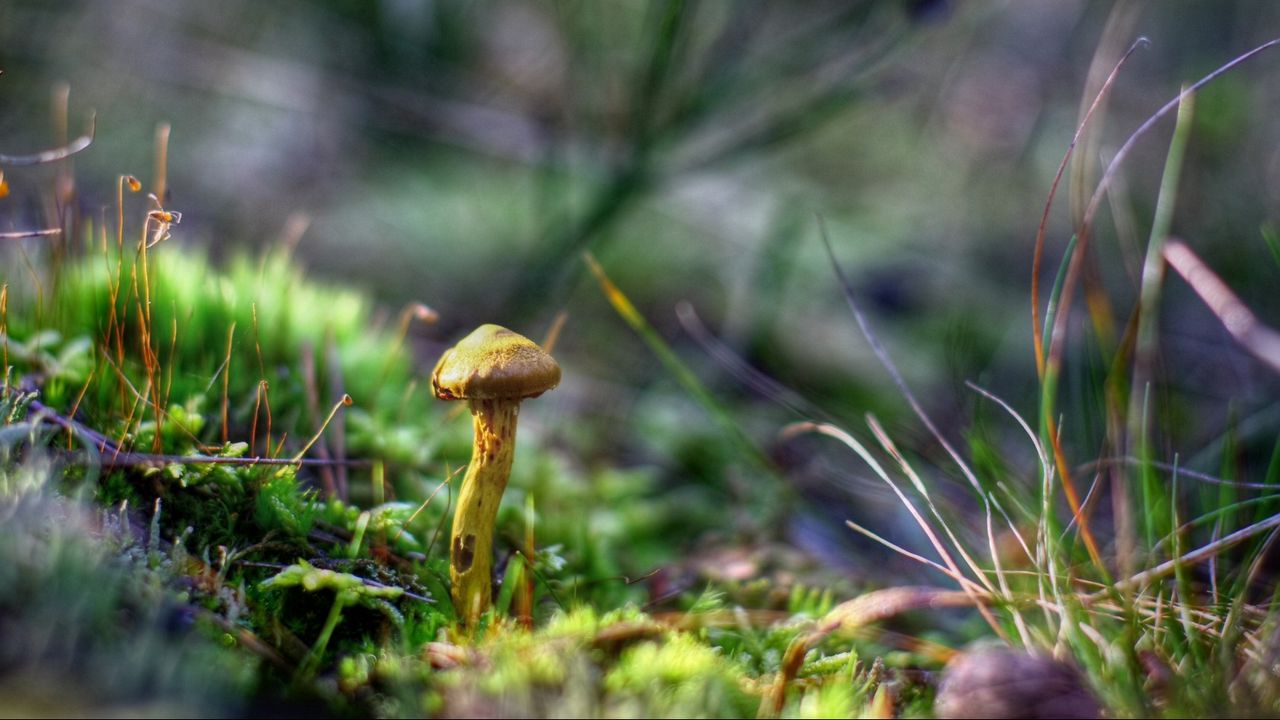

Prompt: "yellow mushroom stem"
[450,398,520,629]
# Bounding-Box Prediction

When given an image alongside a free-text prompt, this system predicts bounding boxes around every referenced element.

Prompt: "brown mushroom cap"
[935,646,1101,719]
[431,324,561,401]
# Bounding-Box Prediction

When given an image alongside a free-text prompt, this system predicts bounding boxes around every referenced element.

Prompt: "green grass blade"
[1037,233,1078,438]
[1261,224,1280,271]
[1129,87,1195,550]
[584,252,770,473]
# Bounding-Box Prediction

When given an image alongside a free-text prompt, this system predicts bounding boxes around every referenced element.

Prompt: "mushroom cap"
[935,646,1101,719]
[431,324,561,401]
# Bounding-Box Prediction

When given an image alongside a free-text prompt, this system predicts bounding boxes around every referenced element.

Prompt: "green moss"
[604,632,754,717]
[46,244,436,454]
[1,211,937,718]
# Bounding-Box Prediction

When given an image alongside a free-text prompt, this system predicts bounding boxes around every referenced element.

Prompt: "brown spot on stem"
[453,534,476,572]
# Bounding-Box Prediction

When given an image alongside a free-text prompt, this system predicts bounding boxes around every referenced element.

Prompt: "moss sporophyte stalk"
[431,324,560,629]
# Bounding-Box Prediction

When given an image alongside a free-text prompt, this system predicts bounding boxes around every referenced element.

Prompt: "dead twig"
[1163,239,1280,375]
[15,385,370,470]
[79,451,372,469]
[195,608,293,673]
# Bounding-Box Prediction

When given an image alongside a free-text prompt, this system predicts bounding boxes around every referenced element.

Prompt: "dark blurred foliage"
[3,0,1280,572]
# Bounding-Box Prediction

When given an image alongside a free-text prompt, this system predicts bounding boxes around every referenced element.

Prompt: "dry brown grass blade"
[1025,37,1150,574]
[1046,415,1106,573]
[759,587,979,718]
[197,608,293,672]
[391,471,455,549]
[292,394,353,464]
[326,333,349,500]
[1047,38,1280,377]
[0,228,63,240]
[0,113,95,165]
[1163,240,1280,374]
[1032,37,1148,378]
[843,518,977,588]
[301,339,338,496]
[516,502,536,630]
[677,300,830,420]
[540,309,568,355]
[1069,6,1146,229]
[781,421,999,608]
[373,301,439,397]
[1103,510,1280,597]
[815,220,1003,552]
[153,122,170,203]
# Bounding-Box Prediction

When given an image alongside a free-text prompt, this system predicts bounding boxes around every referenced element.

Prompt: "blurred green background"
[3,0,1279,577]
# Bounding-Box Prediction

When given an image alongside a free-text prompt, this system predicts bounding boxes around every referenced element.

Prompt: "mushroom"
[431,324,560,628]
[935,646,1101,719]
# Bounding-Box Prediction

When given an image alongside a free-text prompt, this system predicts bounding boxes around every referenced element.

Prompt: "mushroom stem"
[451,398,519,629]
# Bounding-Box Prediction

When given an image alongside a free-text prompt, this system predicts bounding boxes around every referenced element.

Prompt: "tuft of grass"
[743,35,1280,719]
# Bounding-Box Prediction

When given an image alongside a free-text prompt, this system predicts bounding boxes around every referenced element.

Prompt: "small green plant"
[260,560,407,676]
